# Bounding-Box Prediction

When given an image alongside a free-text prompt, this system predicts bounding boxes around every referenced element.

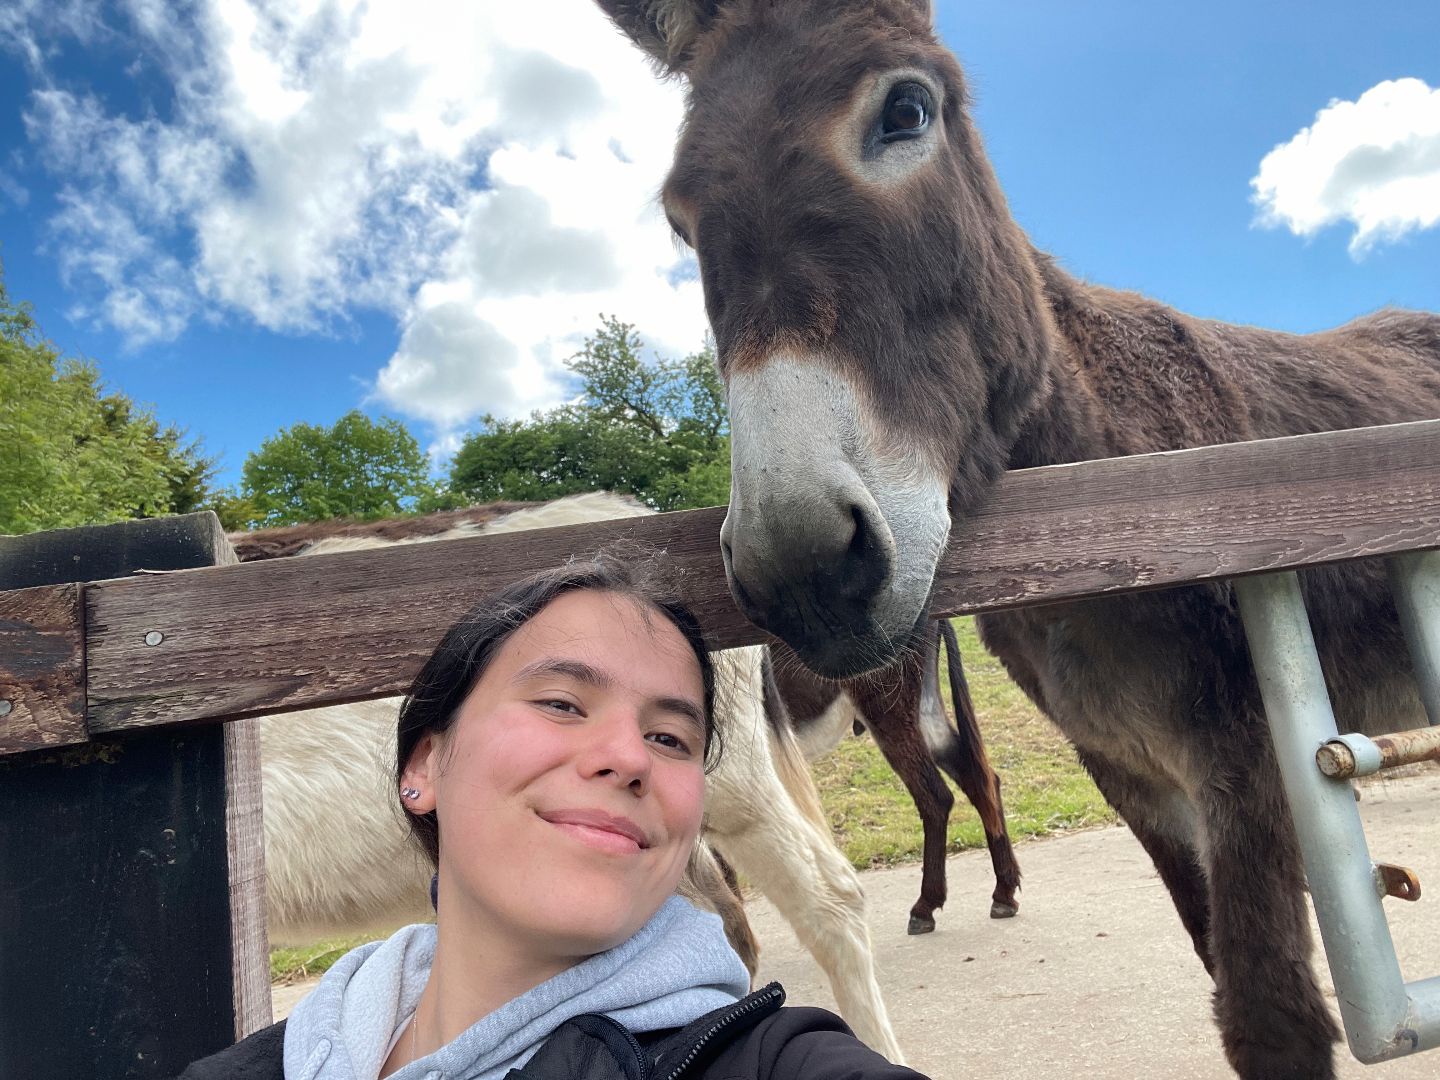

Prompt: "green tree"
[237,410,431,527]
[0,267,219,534]
[449,319,730,511]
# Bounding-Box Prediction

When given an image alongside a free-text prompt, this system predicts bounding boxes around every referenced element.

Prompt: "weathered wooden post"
[0,513,269,1078]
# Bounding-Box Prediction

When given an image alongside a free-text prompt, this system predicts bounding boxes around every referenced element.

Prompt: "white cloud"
[376,299,532,430]
[1252,77,1440,256]
[0,168,29,209]
[0,0,107,73]
[13,0,704,445]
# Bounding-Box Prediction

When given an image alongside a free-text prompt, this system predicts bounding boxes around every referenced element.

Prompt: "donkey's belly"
[978,563,1427,780]
[1301,559,1428,736]
[979,594,1219,791]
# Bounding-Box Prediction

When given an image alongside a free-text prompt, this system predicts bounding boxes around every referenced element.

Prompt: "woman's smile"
[538,808,651,853]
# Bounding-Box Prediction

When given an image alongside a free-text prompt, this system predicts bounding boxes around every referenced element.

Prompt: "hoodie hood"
[283,896,749,1080]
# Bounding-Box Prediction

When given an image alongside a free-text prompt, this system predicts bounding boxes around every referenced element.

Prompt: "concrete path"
[273,770,1439,1078]
[745,770,1439,1079]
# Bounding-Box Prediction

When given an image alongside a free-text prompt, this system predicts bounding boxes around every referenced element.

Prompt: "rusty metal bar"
[1317,726,1440,779]
[1235,571,1438,1064]
[1389,550,1440,726]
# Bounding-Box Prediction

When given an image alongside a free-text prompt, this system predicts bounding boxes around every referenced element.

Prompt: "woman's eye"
[881,83,931,139]
[647,731,694,756]
[538,699,581,715]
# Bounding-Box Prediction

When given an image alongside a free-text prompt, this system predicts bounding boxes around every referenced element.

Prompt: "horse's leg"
[1073,747,1213,973]
[1200,712,1339,1080]
[930,620,1022,918]
[846,652,954,936]
[681,840,760,979]
[708,806,905,1061]
[706,648,905,1062]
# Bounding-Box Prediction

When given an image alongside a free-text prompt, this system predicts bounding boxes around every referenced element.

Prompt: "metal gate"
[1237,549,1440,1064]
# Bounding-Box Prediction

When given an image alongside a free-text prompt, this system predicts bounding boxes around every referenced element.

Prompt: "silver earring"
[401,786,422,801]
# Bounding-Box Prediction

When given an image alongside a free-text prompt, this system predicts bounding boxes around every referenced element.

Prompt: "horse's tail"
[939,620,1003,840]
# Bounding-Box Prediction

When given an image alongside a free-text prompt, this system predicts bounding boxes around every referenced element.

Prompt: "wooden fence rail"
[4,417,1440,758]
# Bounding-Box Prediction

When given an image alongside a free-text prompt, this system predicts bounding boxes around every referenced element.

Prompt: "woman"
[180,550,927,1080]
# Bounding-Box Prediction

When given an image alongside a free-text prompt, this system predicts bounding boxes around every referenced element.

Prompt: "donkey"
[596,3,1440,1077]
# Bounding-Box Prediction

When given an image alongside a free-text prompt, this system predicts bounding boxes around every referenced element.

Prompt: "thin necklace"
[410,1009,419,1063]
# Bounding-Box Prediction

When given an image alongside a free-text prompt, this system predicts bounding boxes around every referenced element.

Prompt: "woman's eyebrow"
[512,657,612,689]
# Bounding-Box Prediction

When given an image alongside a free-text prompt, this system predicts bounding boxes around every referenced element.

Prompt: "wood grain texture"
[0,583,86,753]
[213,524,273,1040]
[929,417,1440,616]
[85,505,737,733]
[17,418,1440,743]
[225,716,271,1037]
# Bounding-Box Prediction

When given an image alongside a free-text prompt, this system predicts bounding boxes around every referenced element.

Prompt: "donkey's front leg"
[1201,721,1340,1080]
[1074,747,1212,973]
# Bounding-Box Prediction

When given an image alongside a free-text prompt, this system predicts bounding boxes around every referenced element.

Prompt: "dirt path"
[274,771,1440,1078]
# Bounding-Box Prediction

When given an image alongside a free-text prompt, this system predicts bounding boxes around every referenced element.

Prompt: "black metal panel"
[0,514,237,1079]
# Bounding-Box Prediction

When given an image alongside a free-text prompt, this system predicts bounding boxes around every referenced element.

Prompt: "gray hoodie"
[282,896,750,1080]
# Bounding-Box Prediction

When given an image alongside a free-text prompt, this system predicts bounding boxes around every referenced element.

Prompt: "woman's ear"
[400,732,442,814]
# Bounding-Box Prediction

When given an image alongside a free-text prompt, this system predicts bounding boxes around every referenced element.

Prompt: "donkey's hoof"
[990,900,1019,919]
[907,914,936,935]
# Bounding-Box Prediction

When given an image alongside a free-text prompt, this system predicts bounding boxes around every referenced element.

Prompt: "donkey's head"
[599,0,1056,676]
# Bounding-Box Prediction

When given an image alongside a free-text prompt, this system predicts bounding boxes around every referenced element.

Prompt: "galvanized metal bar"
[1317,726,1440,779]
[1388,549,1440,726]
[1406,977,1440,1050]
[1235,571,1436,1064]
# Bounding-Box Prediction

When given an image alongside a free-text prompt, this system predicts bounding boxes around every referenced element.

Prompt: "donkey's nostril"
[835,499,892,602]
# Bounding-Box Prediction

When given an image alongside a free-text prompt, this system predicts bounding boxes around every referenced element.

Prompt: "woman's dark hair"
[395,545,719,866]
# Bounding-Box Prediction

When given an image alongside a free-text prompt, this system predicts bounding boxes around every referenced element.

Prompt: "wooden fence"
[2,417,1439,1076]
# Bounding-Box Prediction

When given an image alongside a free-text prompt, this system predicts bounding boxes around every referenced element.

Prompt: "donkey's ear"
[594,0,722,74]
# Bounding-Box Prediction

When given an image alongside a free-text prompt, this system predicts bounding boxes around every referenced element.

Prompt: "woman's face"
[405,589,708,962]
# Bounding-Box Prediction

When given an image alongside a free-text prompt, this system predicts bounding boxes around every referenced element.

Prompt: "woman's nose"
[581,713,652,791]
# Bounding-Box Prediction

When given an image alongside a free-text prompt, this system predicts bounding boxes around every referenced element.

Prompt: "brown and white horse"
[597,3,1440,1077]
[774,620,1020,931]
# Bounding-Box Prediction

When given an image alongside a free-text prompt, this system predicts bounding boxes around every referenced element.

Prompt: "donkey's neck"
[1006,247,1260,470]
[1005,252,1113,471]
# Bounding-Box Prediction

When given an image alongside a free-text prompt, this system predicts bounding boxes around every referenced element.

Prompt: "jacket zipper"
[583,1014,652,1080]
[662,982,785,1080]
[620,1022,651,1080]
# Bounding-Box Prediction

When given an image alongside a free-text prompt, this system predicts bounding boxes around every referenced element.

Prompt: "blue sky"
[2,1,1437,490]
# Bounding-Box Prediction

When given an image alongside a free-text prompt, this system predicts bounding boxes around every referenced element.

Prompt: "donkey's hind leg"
[1199,715,1339,1080]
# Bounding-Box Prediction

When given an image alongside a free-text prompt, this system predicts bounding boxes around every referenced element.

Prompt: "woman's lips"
[538,809,650,853]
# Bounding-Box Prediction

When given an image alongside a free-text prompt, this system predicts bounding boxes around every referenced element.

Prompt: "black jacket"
[177,983,927,1080]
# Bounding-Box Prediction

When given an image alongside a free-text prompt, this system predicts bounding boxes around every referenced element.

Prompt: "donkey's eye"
[666,214,693,249]
[880,83,931,141]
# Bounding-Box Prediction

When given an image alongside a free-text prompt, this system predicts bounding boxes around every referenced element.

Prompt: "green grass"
[268,617,1113,983]
[270,935,380,984]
